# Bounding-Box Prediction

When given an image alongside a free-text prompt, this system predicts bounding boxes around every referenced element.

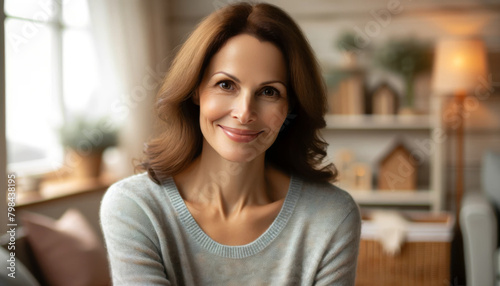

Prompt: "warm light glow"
[432,39,489,95]
[452,56,464,68]
[356,166,366,177]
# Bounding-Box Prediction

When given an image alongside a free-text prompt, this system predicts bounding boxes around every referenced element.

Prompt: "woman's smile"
[218,125,263,143]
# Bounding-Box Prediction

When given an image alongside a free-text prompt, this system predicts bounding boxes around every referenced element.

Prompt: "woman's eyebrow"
[212,71,240,83]
[260,80,287,88]
[212,71,286,87]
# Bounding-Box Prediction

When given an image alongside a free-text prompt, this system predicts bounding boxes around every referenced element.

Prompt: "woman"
[100,2,361,285]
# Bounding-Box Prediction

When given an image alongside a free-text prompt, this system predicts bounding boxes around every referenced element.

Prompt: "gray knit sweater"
[100,173,361,285]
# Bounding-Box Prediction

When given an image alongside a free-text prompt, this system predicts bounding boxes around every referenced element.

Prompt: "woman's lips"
[218,125,262,143]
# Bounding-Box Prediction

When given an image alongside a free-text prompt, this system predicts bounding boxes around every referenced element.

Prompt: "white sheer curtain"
[87,0,171,177]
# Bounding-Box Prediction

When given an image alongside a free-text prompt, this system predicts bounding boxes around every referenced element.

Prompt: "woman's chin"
[201,137,270,163]
[216,148,263,163]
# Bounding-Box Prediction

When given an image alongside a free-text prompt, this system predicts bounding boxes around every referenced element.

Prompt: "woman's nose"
[231,91,256,124]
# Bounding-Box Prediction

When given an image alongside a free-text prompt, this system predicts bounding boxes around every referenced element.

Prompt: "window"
[4,0,98,174]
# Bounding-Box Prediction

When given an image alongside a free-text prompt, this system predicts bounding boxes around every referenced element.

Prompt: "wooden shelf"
[347,190,433,206]
[324,114,432,130]
[16,175,118,207]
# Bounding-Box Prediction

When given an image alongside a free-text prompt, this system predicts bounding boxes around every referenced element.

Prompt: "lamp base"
[450,227,466,286]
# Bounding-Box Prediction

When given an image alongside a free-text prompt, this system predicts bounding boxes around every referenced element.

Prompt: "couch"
[0,228,41,286]
[0,208,110,286]
[460,150,500,286]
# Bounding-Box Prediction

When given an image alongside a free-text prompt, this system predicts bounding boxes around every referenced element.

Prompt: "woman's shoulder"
[100,173,176,247]
[103,172,169,207]
[109,172,158,189]
[295,177,360,224]
[300,178,357,206]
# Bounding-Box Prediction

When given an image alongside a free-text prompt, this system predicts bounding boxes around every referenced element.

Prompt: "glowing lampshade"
[432,39,488,95]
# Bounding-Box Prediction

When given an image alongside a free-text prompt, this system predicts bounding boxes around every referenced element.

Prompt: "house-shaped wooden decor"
[377,141,417,191]
[326,68,365,115]
[371,83,398,115]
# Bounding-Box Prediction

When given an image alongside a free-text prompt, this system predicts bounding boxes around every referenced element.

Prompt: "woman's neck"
[174,144,277,218]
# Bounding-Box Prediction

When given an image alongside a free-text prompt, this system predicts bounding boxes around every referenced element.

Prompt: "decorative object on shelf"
[335,32,365,68]
[373,38,433,114]
[324,69,365,115]
[377,140,417,191]
[324,32,368,115]
[335,149,355,190]
[335,149,372,191]
[59,116,118,179]
[351,162,373,191]
[432,38,489,220]
[370,82,399,115]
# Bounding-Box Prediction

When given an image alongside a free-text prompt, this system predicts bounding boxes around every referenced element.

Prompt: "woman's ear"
[192,90,200,105]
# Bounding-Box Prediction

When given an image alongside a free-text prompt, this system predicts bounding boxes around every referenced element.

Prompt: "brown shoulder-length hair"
[141,2,337,184]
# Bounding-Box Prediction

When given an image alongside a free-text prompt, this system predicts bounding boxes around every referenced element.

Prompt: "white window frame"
[4,1,74,177]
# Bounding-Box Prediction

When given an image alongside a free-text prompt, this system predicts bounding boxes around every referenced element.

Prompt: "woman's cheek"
[200,94,229,121]
[265,105,288,132]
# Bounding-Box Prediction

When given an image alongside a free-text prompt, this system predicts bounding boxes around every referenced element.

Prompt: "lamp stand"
[450,91,467,285]
[455,91,466,223]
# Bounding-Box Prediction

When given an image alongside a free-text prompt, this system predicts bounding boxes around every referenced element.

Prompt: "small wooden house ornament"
[377,141,417,191]
[327,69,365,115]
[371,83,399,115]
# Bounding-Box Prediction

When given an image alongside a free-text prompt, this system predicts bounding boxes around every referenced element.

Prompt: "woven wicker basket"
[355,212,454,286]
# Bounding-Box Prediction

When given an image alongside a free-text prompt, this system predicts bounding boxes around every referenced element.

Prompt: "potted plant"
[59,116,118,179]
[373,38,432,114]
[335,32,365,67]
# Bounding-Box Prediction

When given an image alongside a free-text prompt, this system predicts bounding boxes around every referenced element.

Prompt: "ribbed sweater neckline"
[163,175,302,259]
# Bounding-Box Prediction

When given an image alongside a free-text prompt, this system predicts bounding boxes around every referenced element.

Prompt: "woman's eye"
[218,81,233,90]
[261,87,280,97]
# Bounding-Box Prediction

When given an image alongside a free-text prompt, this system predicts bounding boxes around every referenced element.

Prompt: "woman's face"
[196,34,289,163]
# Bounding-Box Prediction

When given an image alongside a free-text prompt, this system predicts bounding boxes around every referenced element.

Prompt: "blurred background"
[1,0,499,285]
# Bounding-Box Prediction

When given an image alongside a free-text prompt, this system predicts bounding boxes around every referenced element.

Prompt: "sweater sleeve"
[100,185,171,285]
[314,205,361,286]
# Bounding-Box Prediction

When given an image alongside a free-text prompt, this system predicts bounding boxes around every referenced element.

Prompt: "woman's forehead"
[204,34,287,83]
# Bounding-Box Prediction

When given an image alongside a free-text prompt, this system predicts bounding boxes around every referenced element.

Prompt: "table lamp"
[432,38,489,219]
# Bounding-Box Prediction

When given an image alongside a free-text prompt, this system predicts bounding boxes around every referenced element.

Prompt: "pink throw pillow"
[21,209,110,286]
